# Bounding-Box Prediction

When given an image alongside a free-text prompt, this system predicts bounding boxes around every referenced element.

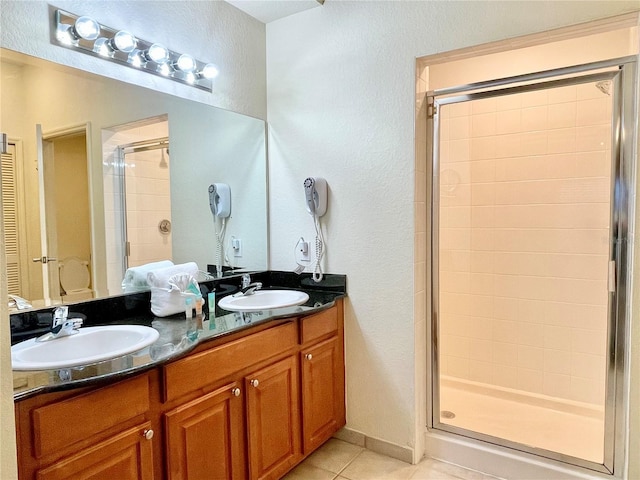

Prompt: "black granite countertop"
[11,271,346,401]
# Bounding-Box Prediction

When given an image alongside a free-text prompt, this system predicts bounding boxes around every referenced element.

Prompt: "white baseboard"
[333,427,414,464]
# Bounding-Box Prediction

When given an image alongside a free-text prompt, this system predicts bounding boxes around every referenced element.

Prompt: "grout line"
[333,448,366,479]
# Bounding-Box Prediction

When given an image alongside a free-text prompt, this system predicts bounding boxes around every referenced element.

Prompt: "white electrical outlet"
[299,241,310,261]
[232,238,242,257]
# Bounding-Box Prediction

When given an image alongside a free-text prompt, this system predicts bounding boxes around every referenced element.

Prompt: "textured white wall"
[266,0,640,456]
[0,0,266,120]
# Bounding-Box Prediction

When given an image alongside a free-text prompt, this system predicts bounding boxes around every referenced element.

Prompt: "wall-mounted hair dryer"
[208,183,231,218]
[302,177,327,282]
[304,177,327,217]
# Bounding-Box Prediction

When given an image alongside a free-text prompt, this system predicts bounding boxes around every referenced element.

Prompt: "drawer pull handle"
[143,429,154,440]
[250,379,259,388]
[231,387,241,397]
[305,353,313,360]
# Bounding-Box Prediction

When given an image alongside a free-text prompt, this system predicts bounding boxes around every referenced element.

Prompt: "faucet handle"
[53,306,69,325]
[241,273,251,289]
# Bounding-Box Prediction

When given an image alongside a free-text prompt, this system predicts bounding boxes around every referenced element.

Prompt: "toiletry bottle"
[208,291,216,329]
[195,295,204,316]
[208,292,215,317]
[185,297,193,319]
[185,297,199,341]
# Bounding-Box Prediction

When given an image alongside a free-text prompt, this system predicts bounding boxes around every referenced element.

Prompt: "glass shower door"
[429,59,635,473]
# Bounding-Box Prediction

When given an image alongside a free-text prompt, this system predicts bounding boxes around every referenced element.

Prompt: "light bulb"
[128,49,146,68]
[111,31,137,53]
[201,63,219,80]
[175,54,196,73]
[146,43,169,64]
[56,24,75,45]
[74,16,100,40]
[158,63,173,76]
[92,38,112,57]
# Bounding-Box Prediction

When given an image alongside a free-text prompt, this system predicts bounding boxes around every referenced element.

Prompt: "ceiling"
[225,0,322,24]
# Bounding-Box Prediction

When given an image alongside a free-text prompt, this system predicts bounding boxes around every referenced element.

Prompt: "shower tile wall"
[124,148,172,267]
[439,82,612,406]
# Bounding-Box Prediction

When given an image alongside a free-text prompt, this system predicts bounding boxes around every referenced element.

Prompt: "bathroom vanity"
[12,272,346,480]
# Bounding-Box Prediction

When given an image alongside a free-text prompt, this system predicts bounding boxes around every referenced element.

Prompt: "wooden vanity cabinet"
[14,374,156,480]
[162,321,300,480]
[299,303,346,454]
[15,299,345,480]
[164,381,246,480]
[35,422,155,480]
[301,337,342,453]
[245,355,301,480]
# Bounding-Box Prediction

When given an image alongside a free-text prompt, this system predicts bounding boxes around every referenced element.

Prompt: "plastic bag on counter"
[150,272,201,317]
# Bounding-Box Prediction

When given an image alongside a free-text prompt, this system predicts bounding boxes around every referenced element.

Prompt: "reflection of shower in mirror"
[103,118,172,294]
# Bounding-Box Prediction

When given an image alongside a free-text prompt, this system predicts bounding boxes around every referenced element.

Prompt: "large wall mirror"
[0,48,268,310]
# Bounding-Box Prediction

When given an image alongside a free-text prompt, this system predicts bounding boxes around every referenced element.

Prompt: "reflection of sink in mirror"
[11,325,160,371]
[1,47,267,308]
[218,290,309,312]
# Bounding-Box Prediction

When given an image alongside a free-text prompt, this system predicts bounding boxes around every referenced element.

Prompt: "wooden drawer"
[32,375,149,459]
[299,307,338,345]
[163,321,297,402]
[35,422,154,480]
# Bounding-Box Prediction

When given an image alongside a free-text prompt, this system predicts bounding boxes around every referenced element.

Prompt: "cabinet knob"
[231,387,241,397]
[305,353,313,360]
[250,379,259,388]
[143,429,154,440]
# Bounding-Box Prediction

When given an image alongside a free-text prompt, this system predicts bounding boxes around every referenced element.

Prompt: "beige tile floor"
[282,439,501,480]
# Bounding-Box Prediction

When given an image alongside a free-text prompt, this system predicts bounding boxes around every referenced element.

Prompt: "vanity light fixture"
[51,7,218,92]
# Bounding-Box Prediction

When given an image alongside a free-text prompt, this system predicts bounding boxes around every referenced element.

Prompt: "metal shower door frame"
[427,56,637,475]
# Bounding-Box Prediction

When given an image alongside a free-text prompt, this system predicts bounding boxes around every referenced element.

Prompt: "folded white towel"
[122,260,174,291]
[148,262,200,317]
[147,262,199,288]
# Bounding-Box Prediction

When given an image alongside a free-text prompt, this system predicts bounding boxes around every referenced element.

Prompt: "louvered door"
[1,145,22,296]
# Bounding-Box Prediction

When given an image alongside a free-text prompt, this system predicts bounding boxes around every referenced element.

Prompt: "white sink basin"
[218,289,309,312]
[11,325,160,371]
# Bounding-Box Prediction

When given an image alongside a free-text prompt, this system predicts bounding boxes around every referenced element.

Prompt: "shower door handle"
[608,260,616,293]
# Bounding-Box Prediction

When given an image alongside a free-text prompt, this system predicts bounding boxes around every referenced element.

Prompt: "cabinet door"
[36,422,154,480]
[245,355,301,480]
[301,337,343,453]
[165,382,245,480]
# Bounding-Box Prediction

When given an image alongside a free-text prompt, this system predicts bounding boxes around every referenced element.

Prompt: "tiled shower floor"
[283,438,501,480]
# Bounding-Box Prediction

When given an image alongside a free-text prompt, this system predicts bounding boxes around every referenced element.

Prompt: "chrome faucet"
[237,274,262,296]
[240,282,262,295]
[36,306,83,342]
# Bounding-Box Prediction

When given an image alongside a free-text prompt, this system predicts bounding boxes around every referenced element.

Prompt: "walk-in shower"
[427,57,636,474]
